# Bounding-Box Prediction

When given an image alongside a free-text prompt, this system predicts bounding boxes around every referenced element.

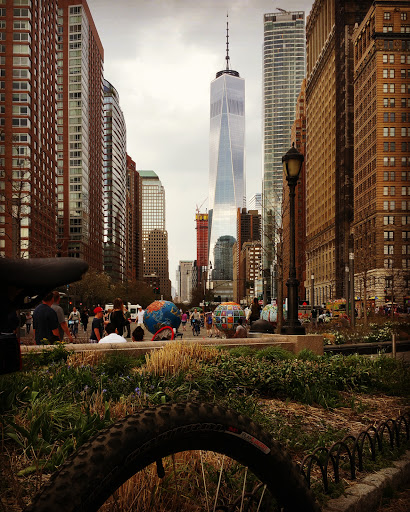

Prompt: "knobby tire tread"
[25,402,320,512]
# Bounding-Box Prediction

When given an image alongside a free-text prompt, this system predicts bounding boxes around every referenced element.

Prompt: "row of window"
[383,201,410,210]
[383,158,410,167]
[383,215,410,225]
[384,246,410,255]
[384,231,410,239]
[382,25,410,33]
[382,54,410,64]
[383,12,407,20]
[383,186,410,195]
[383,127,410,136]
[384,171,410,181]
[384,259,410,269]
[383,98,410,108]
[383,84,410,94]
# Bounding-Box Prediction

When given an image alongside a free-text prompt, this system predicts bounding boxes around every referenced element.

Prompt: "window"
[384,142,389,151]
[384,231,394,240]
[384,258,393,268]
[390,98,395,107]
[390,157,396,167]
[384,127,389,136]
[384,216,394,225]
[390,201,396,210]
[383,54,388,63]
[390,84,395,93]
[383,69,388,78]
[384,12,391,20]
[403,216,410,225]
[390,54,394,63]
[401,13,408,20]
[384,201,389,210]
[384,158,389,167]
[390,113,395,122]
[403,231,410,240]
[13,44,30,54]
[384,98,389,107]
[384,245,394,254]
[383,83,388,93]
[390,127,395,136]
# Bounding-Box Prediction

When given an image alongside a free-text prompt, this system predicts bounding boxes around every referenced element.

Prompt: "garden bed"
[0,342,409,510]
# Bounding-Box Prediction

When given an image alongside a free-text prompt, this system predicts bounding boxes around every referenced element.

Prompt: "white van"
[127,303,141,322]
[104,303,114,313]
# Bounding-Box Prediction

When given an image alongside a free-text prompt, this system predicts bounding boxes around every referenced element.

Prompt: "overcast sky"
[87,0,313,292]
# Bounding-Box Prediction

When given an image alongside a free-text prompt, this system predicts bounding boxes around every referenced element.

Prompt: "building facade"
[125,154,142,282]
[0,0,59,258]
[57,0,104,269]
[305,0,373,306]
[103,78,126,281]
[195,212,208,292]
[208,24,245,297]
[282,79,307,303]
[233,208,261,302]
[176,260,194,303]
[353,1,410,308]
[248,193,262,214]
[140,170,171,297]
[262,10,306,301]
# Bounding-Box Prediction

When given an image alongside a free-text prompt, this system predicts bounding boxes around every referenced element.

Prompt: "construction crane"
[276,7,289,14]
[196,198,207,215]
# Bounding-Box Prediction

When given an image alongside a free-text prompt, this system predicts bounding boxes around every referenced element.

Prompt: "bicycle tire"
[25,402,320,512]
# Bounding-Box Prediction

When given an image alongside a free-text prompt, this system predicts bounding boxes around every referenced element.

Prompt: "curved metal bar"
[378,420,395,449]
[328,438,356,481]
[300,453,328,492]
[396,414,409,443]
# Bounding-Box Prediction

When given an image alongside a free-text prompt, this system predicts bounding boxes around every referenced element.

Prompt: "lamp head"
[282,143,304,179]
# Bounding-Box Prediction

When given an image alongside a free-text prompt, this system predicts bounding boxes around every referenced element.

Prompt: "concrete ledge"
[20,335,324,356]
[323,450,410,512]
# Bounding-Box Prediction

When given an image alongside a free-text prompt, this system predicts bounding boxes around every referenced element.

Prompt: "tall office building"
[103,79,126,281]
[208,19,245,298]
[305,0,372,305]
[262,10,306,301]
[248,193,262,214]
[57,0,104,270]
[176,260,194,303]
[140,170,171,297]
[0,0,59,258]
[353,1,410,308]
[125,155,143,282]
[233,209,261,302]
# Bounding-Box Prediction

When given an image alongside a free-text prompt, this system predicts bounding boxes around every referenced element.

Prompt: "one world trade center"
[208,19,245,299]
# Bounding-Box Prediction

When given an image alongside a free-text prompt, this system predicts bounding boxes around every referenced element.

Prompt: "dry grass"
[66,351,106,368]
[141,341,220,377]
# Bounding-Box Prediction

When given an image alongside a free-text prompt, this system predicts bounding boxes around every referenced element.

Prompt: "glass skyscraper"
[262,10,306,299]
[208,36,245,290]
[103,79,127,282]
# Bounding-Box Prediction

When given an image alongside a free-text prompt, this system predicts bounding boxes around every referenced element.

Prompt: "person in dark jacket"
[249,297,261,325]
[110,298,130,335]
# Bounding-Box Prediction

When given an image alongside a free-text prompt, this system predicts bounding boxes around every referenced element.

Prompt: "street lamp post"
[281,144,305,335]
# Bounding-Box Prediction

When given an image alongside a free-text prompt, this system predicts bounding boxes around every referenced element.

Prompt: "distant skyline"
[87,0,314,289]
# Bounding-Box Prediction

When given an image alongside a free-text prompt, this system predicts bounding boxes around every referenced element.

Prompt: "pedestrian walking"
[249,297,261,325]
[124,307,131,338]
[80,308,89,333]
[181,311,188,331]
[32,292,60,345]
[205,312,213,337]
[25,311,32,335]
[90,306,104,343]
[51,291,73,343]
[136,306,145,327]
[110,298,130,336]
[68,306,80,338]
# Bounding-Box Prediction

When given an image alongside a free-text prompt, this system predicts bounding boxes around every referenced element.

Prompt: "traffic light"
[154,287,160,295]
